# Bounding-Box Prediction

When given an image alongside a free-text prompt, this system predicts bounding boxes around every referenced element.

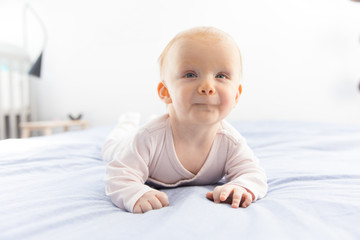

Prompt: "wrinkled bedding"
[1,121,359,240]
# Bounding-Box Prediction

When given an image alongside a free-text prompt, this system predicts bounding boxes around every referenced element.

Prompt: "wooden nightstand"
[20,120,88,138]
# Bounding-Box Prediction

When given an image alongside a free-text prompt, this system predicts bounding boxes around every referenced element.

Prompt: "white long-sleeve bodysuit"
[103,114,267,212]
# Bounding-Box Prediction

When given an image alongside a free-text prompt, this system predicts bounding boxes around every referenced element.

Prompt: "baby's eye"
[184,72,197,78]
[216,73,228,79]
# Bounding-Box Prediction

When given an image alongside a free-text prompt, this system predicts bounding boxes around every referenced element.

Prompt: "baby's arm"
[133,190,169,213]
[206,184,254,208]
[205,127,267,208]
[104,121,169,213]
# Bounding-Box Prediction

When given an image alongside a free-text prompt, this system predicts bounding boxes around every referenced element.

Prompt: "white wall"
[1,0,360,127]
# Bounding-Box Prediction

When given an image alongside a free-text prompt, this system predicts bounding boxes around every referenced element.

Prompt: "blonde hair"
[158,26,242,80]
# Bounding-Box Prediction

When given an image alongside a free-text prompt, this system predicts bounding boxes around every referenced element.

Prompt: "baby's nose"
[198,81,216,96]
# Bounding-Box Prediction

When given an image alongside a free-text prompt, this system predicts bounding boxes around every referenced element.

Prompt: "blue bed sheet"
[0,121,359,240]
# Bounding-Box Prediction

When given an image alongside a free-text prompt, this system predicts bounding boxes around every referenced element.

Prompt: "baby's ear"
[157,82,172,104]
[235,84,242,104]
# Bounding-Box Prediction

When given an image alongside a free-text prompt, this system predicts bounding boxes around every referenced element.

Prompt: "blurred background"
[1,0,360,131]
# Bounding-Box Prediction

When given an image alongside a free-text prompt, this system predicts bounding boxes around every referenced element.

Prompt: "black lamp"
[29,52,43,77]
[24,4,47,78]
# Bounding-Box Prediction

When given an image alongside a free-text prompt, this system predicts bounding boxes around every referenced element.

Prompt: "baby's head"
[157,26,243,125]
[158,26,242,82]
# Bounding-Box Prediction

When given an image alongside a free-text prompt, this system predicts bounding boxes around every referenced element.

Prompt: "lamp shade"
[29,52,43,77]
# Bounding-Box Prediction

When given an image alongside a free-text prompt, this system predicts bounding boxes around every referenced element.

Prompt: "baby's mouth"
[193,98,220,105]
[193,103,216,111]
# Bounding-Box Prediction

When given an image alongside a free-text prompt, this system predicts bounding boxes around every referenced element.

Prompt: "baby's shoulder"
[218,120,247,146]
[137,114,169,137]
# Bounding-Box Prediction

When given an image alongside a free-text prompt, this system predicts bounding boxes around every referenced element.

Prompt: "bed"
[1,120,360,240]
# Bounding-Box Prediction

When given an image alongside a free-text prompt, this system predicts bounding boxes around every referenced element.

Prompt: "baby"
[103,26,267,213]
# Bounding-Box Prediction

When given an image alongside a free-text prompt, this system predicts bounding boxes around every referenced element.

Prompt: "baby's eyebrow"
[217,71,231,75]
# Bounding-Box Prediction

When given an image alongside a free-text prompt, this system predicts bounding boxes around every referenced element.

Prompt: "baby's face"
[162,36,242,125]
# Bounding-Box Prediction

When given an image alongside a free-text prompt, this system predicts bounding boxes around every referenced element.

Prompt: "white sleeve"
[104,128,155,212]
[224,135,268,201]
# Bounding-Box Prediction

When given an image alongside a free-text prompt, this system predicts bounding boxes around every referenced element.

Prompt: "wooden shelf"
[20,120,88,138]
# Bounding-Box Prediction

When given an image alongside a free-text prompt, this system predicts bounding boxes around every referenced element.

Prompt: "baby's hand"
[206,184,254,208]
[133,190,169,214]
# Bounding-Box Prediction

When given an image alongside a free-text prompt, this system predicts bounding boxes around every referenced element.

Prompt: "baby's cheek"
[221,94,237,108]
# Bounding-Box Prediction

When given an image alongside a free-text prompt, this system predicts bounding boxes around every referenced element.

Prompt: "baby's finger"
[219,185,233,202]
[140,200,153,213]
[156,192,170,207]
[133,204,142,214]
[212,186,223,203]
[148,196,163,210]
[231,188,244,208]
[241,192,252,208]
[206,192,214,201]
